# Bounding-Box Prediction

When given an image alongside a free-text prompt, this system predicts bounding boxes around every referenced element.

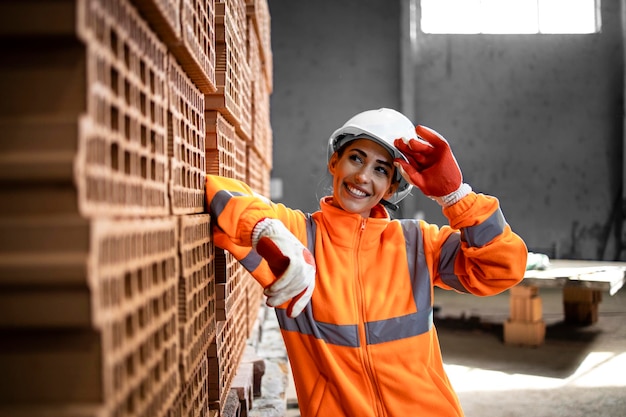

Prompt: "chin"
[341,200,373,216]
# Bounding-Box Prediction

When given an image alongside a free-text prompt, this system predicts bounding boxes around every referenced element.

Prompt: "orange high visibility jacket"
[206,175,528,417]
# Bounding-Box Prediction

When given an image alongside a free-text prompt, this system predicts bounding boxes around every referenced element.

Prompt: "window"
[420,0,600,34]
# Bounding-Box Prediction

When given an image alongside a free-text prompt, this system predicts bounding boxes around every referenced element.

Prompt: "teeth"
[347,184,367,197]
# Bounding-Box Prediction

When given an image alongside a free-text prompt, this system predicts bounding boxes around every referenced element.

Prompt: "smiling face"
[328,138,398,218]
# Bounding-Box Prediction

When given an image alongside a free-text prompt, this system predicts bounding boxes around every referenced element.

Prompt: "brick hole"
[182,101,188,120]
[124,150,131,175]
[140,125,147,147]
[126,353,135,378]
[150,131,156,152]
[152,262,159,286]
[146,331,155,359]
[139,305,146,329]
[124,43,130,70]
[123,78,131,105]
[124,115,131,141]
[140,60,146,85]
[140,92,146,117]
[138,267,145,293]
[124,272,132,300]
[162,289,170,312]
[125,393,135,414]
[149,70,155,94]
[126,314,134,339]
[154,328,162,351]
[111,105,119,132]
[160,260,167,284]
[110,67,119,95]
[141,156,147,179]
[154,363,161,383]
[153,297,160,317]
[139,342,148,366]
[164,344,174,369]
[110,30,118,58]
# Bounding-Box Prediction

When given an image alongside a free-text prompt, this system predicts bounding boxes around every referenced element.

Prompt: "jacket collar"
[317,197,390,248]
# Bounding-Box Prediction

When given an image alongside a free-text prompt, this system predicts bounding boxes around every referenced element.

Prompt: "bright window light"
[539,0,598,34]
[480,0,538,33]
[420,0,481,34]
[421,0,599,34]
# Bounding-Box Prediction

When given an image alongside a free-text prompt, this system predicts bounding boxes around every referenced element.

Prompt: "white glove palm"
[252,218,316,318]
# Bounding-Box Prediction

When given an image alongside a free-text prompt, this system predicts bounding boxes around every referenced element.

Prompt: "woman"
[206,108,527,416]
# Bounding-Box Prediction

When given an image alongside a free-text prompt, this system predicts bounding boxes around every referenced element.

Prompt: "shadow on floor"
[434,313,604,380]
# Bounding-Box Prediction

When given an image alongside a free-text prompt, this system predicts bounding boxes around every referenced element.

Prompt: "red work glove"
[394,125,469,206]
[252,218,315,318]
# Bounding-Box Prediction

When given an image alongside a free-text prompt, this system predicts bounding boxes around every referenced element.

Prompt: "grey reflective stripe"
[400,220,432,312]
[240,249,263,273]
[462,208,506,247]
[276,304,360,347]
[366,308,433,345]
[438,233,468,293]
[209,190,247,218]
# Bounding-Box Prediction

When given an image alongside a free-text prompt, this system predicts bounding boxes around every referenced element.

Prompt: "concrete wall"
[268,0,625,260]
[268,0,401,212]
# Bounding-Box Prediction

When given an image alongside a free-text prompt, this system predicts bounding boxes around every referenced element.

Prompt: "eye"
[375,165,390,177]
[348,153,363,164]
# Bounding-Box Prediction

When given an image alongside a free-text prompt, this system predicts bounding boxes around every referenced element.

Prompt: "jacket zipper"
[355,218,385,416]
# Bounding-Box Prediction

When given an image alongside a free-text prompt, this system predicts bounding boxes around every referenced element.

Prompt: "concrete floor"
[274,285,626,417]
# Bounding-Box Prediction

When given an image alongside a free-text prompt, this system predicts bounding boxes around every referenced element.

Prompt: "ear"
[328,152,339,175]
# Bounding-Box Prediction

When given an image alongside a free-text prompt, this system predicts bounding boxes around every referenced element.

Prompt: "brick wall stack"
[0,0,272,416]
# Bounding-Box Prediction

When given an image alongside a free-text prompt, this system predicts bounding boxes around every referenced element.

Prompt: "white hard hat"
[328,108,415,205]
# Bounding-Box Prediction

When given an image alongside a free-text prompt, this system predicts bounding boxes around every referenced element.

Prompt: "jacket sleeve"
[424,192,528,296]
[205,175,309,287]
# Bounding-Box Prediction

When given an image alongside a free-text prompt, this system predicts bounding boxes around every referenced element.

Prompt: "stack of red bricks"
[504,285,546,347]
[0,0,272,416]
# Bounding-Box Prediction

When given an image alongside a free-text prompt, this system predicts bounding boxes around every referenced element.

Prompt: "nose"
[354,167,370,184]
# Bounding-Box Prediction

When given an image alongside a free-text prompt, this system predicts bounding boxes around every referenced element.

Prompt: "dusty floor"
[278,285,626,417]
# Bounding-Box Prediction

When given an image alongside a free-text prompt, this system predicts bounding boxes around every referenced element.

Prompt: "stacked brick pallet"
[503,285,546,347]
[0,0,271,416]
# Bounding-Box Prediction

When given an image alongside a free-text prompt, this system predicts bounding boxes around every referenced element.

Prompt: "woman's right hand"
[252,218,316,318]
